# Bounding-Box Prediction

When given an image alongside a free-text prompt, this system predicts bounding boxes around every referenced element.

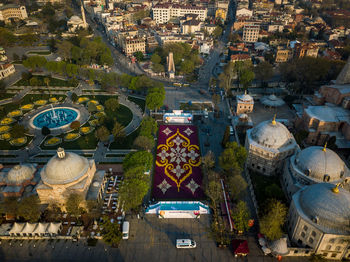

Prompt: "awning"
[232,239,249,255]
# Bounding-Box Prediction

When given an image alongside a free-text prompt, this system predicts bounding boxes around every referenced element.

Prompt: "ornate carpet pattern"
[152,125,205,200]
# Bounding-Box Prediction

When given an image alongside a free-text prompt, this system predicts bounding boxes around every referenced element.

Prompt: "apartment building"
[294,42,319,58]
[275,46,291,63]
[0,4,27,24]
[242,24,260,43]
[152,3,207,24]
[123,37,146,56]
[0,63,15,80]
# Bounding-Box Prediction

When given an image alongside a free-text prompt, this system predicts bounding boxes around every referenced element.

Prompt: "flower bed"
[94,112,105,119]
[89,119,99,126]
[89,100,99,105]
[7,110,22,118]
[49,97,58,103]
[77,97,89,104]
[0,132,11,140]
[96,105,104,111]
[152,124,204,200]
[21,104,34,111]
[0,125,11,134]
[10,137,27,146]
[80,126,94,135]
[34,100,47,106]
[64,133,80,141]
[44,137,62,146]
[0,117,15,125]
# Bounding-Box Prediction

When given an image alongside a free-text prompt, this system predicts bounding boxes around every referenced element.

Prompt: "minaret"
[81,3,87,29]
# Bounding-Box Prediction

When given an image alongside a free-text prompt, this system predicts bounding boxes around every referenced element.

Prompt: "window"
[309,238,314,244]
[301,232,305,238]
[297,239,302,245]
[331,253,337,258]
[329,239,335,244]
[336,246,341,251]
[326,245,331,250]
[303,225,308,231]
[311,231,316,237]
[322,252,328,257]
[323,175,330,182]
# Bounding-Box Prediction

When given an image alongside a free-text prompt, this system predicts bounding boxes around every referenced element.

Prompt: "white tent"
[270,237,289,256]
[46,223,62,236]
[9,223,25,236]
[21,223,36,236]
[32,223,49,236]
[261,94,285,107]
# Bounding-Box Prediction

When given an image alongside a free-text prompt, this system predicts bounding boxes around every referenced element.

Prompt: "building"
[67,5,88,33]
[36,148,105,208]
[123,37,146,56]
[215,8,227,22]
[230,53,251,64]
[167,52,175,78]
[0,63,15,80]
[243,24,260,43]
[0,164,40,198]
[282,146,350,201]
[294,43,319,58]
[152,3,207,24]
[288,183,350,260]
[275,46,291,63]
[36,0,65,4]
[0,4,27,24]
[245,117,298,175]
[181,18,202,35]
[236,91,254,114]
[0,47,7,62]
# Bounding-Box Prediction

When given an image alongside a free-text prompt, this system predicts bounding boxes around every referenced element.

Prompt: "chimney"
[57,147,66,159]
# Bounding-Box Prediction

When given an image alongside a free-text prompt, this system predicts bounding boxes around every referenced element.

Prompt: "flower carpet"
[152,124,204,200]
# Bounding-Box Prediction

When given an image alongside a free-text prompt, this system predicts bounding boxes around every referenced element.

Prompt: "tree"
[219,142,247,174]
[146,86,165,111]
[231,201,250,233]
[239,69,255,89]
[140,117,158,139]
[104,97,119,112]
[87,102,97,113]
[180,60,195,74]
[227,174,248,200]
[112,122,125,140]
[212,94,221,108]
[134,51,144,61]
[66,193,84,217]
[10,124,27,139]
[86,199,101,220]
[119,178,149,212]
[218,62,235,94]
[29,77,39,86]
[70,120,80,131]
[152,63,165,73]
[205,180,222,218]
[71,93,78,103]
[222,126,230,147]
[44,77,50,87]
[201,151,215,171]
[255,61,273,87]
[18,196,41,222]
[0,198,19,217]
[123,151,153,172]
[57,40,73,61]
[265,184,284,200]
[213,26,223,38]
[151,53,161,64]
[95,126,110,142]
[260,199,287,241]
[101,216,122,247]
[41,126,51,136]
[133,136,155,151]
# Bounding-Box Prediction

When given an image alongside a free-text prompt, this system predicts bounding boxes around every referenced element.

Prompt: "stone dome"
[299,183,350,230]
[41,148,89,185]
[237,93,253,102]
[7,164,35,184]
[261,94,285,107]
[294,146,348,181]
[251,119,294,149]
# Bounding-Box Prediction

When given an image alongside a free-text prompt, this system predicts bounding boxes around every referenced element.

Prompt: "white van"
[229,126,234,135]
[176,239,196,248]
[122,221,129,240]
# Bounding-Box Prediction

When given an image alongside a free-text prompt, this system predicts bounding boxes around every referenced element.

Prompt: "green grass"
[41,131,98,150]
[0,93,15,100]
[27,51,51,55]
[0,136,32,150]
[109,128,140,149]
[128,96,145,112]
[14,76,77,87]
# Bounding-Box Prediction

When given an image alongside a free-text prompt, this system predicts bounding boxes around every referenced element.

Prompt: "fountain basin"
[30,107,80,130]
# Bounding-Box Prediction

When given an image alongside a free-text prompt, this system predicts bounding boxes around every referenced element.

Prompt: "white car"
[176,239,196,248]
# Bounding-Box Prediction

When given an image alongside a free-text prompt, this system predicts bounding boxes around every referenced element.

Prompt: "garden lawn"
[0,136,32,150]
[41,131,98,150]
[27,51,51,55]
[14,76,77,87]
[109,128,139,149]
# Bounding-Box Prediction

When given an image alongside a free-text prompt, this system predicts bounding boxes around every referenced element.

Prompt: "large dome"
[41,148,89,185]
[250,120,294,149]
[7,164,35,184]
[299,183,350,231]
[294,146,348,181]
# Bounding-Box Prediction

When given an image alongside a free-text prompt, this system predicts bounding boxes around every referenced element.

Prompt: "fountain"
[31,106,79,129]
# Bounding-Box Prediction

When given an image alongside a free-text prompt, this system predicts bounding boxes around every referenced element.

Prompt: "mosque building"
[288,183,350,260]
[236,91,254,115]
[282,145,350,200]
[36,148,105,208]
[245,116,299,176]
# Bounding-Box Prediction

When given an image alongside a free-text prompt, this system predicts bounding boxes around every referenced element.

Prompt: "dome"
[251,119,294,149]
[294,146,348,181]
[237,93,253,102]
[270,238,289,256]
[69,15,82,23]
[41,148,89,185]
[7,164,35,184]
[261,94,285,107]
[299,183,350,230]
